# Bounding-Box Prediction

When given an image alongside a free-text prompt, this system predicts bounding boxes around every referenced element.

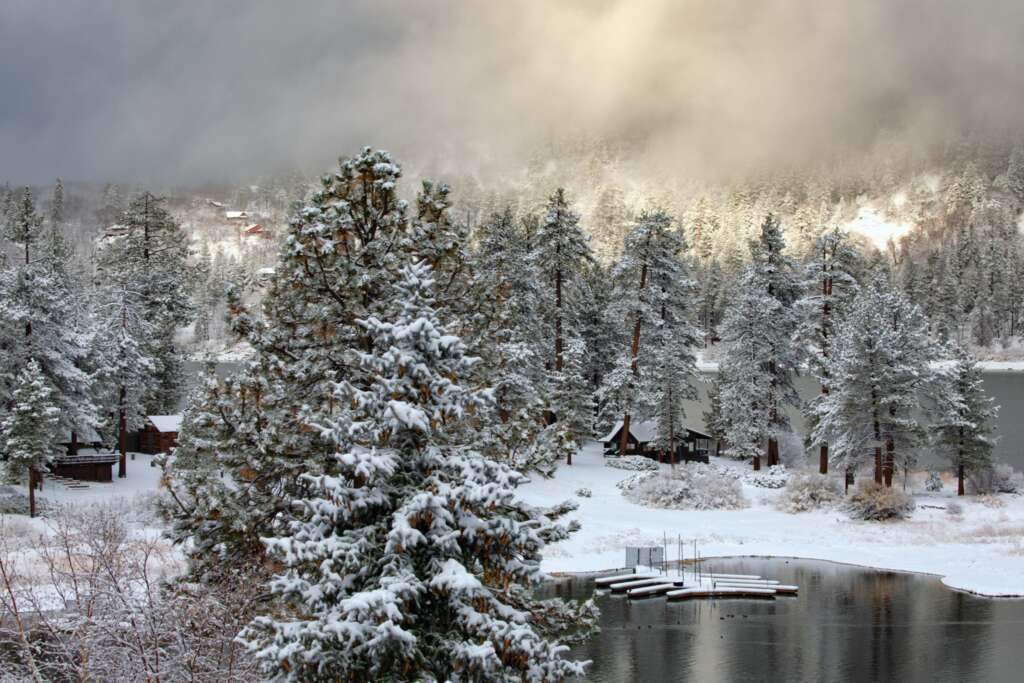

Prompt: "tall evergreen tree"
[717,214,800,469]
[533,188,591,374]
[601,210,699,456]
[50,177,65,228]
[238,262,593,680]
[164,150,594,680]
[934,345,997,495]
[1,359,59,515]
[795,227,861,473]
[96,192,192,413]
[811,269,937,486]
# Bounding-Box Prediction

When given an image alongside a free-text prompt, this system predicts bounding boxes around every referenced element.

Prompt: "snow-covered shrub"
[844,482,915,521]
[946,501,963,517]
[615,471,656,492]
[622,465,747,511]
[775,473,841,513]
[977,494,1007,509]
[968,464,1024,495]
[575,487,592,498]
[925,471,944,492]
[744,464,788,489]
[606,455,659,472]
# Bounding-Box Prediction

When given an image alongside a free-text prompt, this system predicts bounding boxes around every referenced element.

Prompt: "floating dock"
[626,582,683,598]
[603,570,799,601]
[608,578,674,593]
[594,573,659,588]
[667,585,778,600]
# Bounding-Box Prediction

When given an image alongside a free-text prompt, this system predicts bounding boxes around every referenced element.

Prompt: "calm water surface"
[543,558,1024,683]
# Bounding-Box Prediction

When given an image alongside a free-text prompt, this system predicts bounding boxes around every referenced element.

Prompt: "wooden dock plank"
[627,583,680,598]
[594,573,658,587]
[609,578,673,592]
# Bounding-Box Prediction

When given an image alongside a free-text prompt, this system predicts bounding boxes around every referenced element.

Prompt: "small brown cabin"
[51,452,118,482]
[139,415,182,454]
[601,420,716,463]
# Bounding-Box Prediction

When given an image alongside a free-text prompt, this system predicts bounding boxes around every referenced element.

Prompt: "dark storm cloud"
[3,0,1024,184]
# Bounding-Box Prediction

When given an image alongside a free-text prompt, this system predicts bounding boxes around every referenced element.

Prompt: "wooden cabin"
[600,420,659,456]
[601,420,716,463]
[242,223,270,239]
[674,428,714,464]
[139,415,182,454]
[51,452,118,482]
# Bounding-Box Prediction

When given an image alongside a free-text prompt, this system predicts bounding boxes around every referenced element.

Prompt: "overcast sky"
[4,0,1024,185]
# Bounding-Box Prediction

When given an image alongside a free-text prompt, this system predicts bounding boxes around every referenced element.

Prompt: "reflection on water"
[541,559,1024,682]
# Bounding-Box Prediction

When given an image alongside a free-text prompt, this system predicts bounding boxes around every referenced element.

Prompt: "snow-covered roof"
[63,424,102,444]
[225,210,248,219]
[148,415,183,432]
[599,420,658,444]
[599,420,711,443]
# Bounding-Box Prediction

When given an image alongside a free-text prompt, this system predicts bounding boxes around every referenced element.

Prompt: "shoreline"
[521,443,1024,601]
[548,554,1024,599]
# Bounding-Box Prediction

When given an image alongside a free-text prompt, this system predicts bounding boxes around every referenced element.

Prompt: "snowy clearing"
[519,442,1024,597]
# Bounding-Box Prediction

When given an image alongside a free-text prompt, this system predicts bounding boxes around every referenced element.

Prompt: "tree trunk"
[618,414,632,456]
[28,468,36,518]
[883,441,894,488]
[118,385,127,479]
[618,239,650,461]
[819,444,829,475]
[767,437,779,467]
[958,463,965,496]
[752,455,761,471]
[70,430,78,456]
[554,268,563,373]
[874,447,883,484]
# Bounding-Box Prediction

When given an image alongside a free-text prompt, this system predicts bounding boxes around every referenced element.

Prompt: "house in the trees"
[241,223,271,239]
[225,210,250,221]
[600,420,658,456]
[53,425,117,482]
[600,420,716,463]
[59,425,104,455]
[139,415,182,454]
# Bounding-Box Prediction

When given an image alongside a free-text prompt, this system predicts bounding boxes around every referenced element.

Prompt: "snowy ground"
[0,453,183,608]
[519,442,1024,598]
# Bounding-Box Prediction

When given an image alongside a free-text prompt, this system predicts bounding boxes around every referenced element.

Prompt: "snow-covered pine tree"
[468,208,552,473]
[933,345,998,495]
[1006,145,1024,206]
[165,149,414,582]
[238,258,595,681]
[811,267,937,486]
[96,192,193,413]
[91,279,154,477]
[794,226,862,473]
[717,214,800,469]
[601,209,689,456]
[1,359,59,514]
[550,336,594,447]
[533,188,592,374]
[646,223,701,463]
[50,178,65,228]
[1,187,95,444]
[696,259,724,347]
[716,265,779,467]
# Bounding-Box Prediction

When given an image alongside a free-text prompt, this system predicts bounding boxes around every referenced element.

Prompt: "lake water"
[541,558,1024,682]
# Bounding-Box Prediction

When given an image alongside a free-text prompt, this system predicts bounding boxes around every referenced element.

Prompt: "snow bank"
[519,442,1024,597]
